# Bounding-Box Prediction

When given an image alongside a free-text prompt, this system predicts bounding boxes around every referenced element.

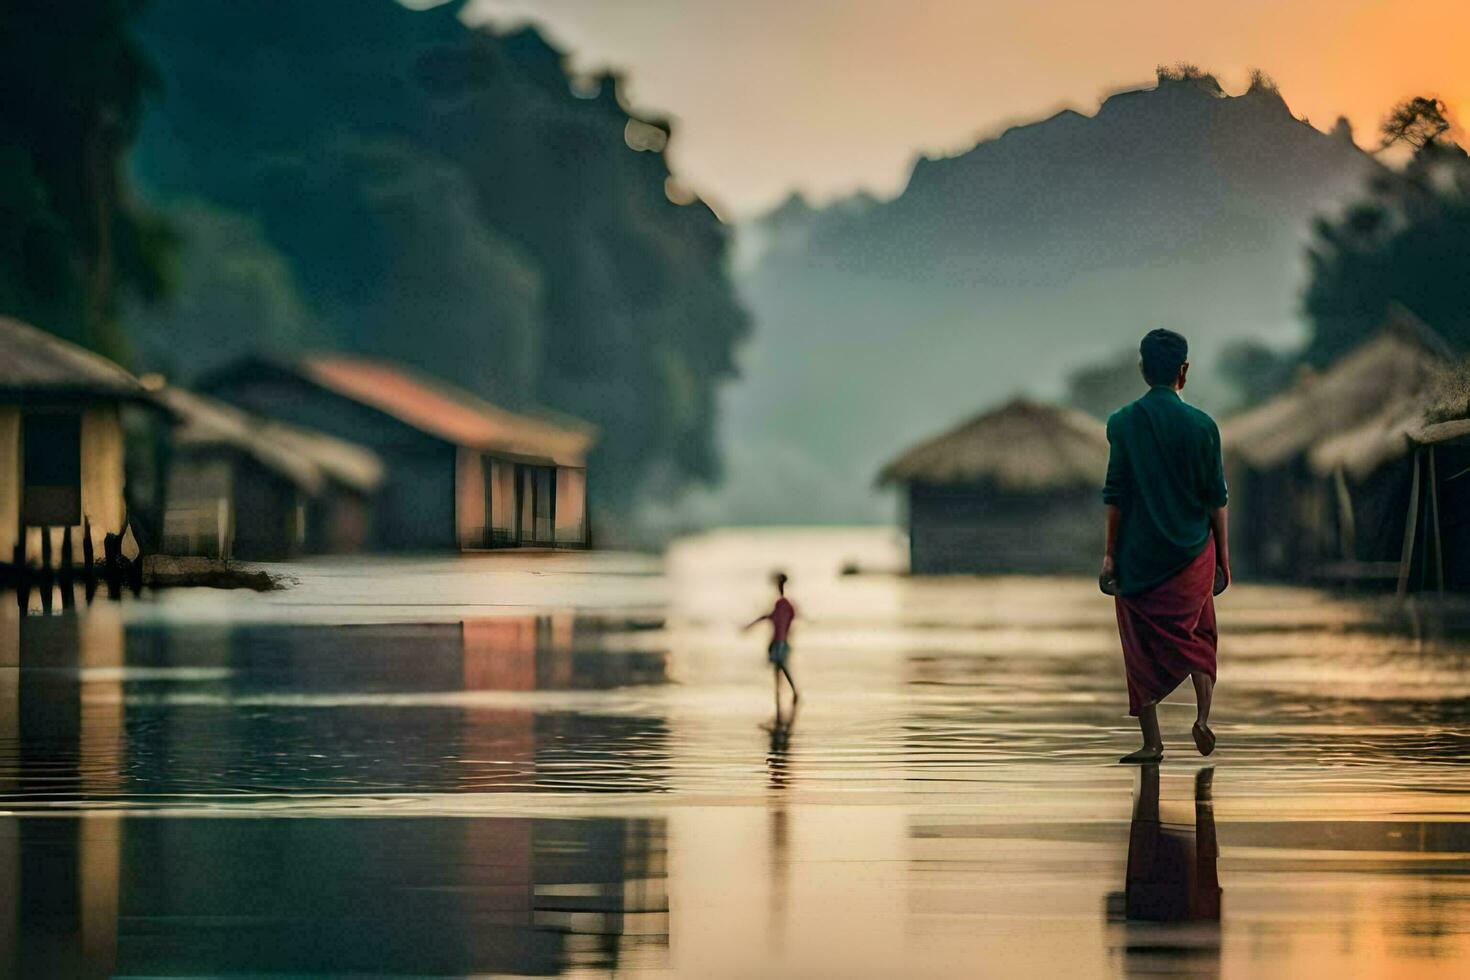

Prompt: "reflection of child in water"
[745,571,799,710]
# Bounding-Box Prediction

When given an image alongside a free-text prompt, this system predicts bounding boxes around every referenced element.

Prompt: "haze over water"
[3,528,1470,976]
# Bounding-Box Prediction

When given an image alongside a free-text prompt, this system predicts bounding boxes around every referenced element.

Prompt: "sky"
[467,0,1470,218]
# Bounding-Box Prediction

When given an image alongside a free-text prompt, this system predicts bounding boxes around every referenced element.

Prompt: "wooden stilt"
[1333,466,1356,561]
[1428,446,1445,594]
[1397,449,1423,600]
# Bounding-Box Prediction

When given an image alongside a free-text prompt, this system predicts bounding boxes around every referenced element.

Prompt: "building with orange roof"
[201,355,596,552]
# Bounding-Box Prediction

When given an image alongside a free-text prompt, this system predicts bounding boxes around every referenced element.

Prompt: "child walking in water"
[746,571,799,710]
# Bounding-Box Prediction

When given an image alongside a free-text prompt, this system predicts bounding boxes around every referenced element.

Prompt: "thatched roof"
[0,316,148,400]
[1416,417,1470,447]
[1221,325,1445,470]
[878,398,1107,491]
[158,387,384,496]
[1309,356,1470,478]
[1308,394,1423,480]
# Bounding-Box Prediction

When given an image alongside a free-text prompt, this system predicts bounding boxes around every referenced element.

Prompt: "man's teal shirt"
[1102,386,1228,595]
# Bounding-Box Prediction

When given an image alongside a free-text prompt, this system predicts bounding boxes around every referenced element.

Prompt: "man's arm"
[1100,504,1121,593]
[1209,505,1230,588]
[1100,415,1126,594]
[742,613,771,632]
[1206,421,1230,588]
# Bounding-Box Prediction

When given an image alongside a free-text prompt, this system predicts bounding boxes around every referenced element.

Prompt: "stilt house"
[0,318,158,571]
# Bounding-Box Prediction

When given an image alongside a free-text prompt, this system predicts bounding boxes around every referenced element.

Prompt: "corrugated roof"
[0,316,147,399]
[879,398,1108,491]
[297,355,594,466]
[1221,328,1444,470]
[159,387,384,496]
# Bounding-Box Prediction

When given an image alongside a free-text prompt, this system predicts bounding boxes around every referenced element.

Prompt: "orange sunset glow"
[472,0,1470,214]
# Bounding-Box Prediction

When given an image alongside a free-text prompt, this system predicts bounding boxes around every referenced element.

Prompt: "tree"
[1064,350,1142,420]
[1217,339,1296,409]
[0,0,175,357]
[125,200,327,381]
[1302,98,1470,365]
[1381,96,1453,151]
[131,0,749,515]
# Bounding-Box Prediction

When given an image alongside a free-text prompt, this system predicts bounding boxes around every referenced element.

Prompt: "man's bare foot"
[1192,721,1216,757]
[1119,746,1163,764]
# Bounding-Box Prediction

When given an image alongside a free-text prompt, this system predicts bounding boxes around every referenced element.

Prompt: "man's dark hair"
[1139,328,1189,386]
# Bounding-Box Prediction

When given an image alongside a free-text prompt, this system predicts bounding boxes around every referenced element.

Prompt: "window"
[515,464,557,546]
[22,413,81,526]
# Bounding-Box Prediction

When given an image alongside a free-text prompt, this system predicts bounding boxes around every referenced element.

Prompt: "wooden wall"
[0,407,18,564]
[1,403,127,568]
[906,483,1101,575]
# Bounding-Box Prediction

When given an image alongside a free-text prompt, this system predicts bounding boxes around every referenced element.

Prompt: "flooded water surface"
[3,528,1470,977]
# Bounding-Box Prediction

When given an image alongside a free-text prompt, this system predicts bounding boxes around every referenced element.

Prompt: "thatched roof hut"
[1308,394,1425,483]
[1221,325,1444,470]
[879,398,1107,492]
[879,398,1108,575]
[1220,313,1452,585]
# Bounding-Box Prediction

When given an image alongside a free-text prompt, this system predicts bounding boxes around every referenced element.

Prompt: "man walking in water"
[746,571,799,711]
[1100,329,1230,763]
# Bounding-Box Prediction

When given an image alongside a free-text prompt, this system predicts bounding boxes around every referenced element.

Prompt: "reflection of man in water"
[1123,765,1221,923]
[1100,329,1230,764]
[1107,766,1222,976]
[745,571,799,711]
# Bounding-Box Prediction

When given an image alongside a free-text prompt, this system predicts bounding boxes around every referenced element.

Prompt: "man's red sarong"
[1115,539,1217,716]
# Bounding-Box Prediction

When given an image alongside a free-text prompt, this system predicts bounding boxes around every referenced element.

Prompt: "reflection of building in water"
[6,608,669,799]
[458,615,673,793]
[461,616,669,692]
[0,815,668,977]
[0,587,126,978]
[1107,765,1221,976]
[0,587,125,801]
[0,599,670,974]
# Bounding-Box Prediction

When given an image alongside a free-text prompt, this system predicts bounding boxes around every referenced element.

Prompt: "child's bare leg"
[780,664,799,702]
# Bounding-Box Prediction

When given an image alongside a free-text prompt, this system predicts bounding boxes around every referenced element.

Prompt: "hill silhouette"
[715,71,1382,524]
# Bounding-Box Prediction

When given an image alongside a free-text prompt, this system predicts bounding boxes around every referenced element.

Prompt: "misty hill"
[717,72,1381,524]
